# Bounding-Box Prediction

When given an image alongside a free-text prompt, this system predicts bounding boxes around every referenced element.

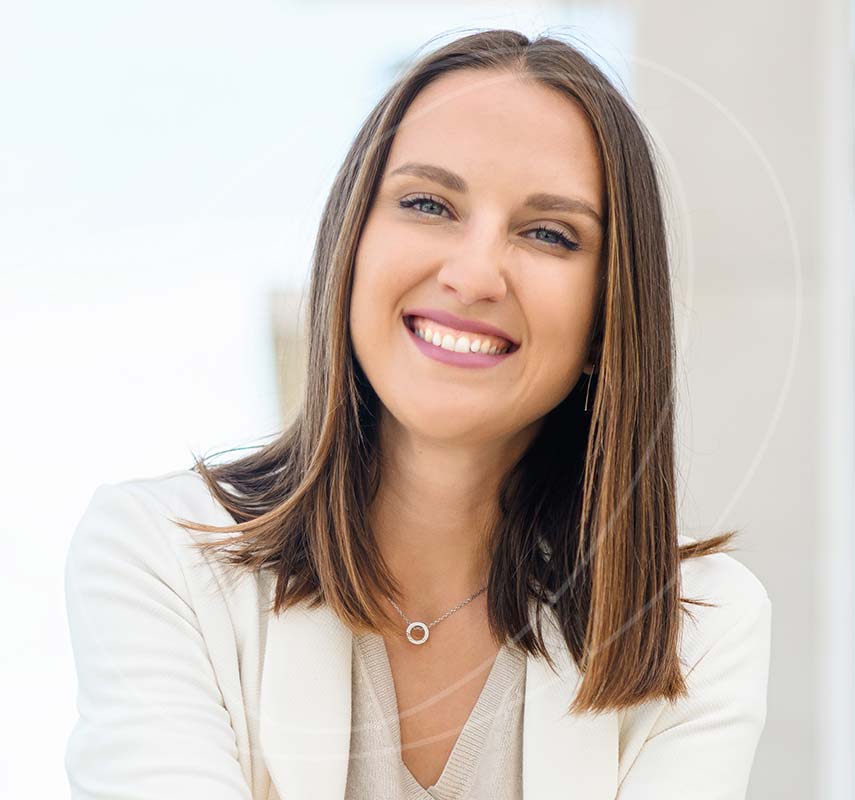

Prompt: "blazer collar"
[259,592,619,799]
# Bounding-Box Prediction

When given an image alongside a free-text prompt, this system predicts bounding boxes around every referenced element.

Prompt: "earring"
[584,369,594,412]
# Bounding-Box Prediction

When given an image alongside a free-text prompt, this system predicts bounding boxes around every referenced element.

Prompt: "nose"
[434,218,510,305]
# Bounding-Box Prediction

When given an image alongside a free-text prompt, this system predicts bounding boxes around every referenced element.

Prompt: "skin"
[349,67,605,627]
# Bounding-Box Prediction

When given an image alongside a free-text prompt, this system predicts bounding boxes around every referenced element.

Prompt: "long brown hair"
[173,28,738,715]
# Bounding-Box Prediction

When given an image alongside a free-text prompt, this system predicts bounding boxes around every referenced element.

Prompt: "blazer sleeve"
[616,593,772,800]
[64,483,253,800]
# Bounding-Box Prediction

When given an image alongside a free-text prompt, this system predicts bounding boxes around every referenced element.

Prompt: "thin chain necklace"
[387,584,488,645]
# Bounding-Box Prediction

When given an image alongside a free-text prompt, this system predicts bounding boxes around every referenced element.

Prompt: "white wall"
[629,0,853,797]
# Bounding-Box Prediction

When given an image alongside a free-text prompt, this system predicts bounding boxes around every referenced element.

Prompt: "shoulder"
[64,470,270,794]
[96,467,233,524]
[66,468,253,609]
[676,532,771,662]
[678,534,770,636]
[72,467,234,543]
[615,537,772,790]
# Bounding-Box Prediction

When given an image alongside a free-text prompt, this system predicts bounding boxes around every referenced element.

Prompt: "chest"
[383,629,503,789]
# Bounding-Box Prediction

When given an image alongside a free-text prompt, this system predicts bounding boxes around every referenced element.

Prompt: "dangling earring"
[584,368,594,412]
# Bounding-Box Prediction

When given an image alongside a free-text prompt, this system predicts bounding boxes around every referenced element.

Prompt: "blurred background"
[1,1,851,797]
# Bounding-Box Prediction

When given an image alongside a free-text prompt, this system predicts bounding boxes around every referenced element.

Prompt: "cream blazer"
[64,468,772,799]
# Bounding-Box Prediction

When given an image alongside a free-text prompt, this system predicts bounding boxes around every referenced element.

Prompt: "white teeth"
[453,336,470,353]
[411,320,511,355]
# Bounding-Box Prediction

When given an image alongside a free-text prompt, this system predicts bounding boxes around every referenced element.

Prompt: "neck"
[368,413,542,620]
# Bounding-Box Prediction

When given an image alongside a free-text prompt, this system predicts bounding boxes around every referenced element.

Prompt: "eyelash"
[398,194,581,252]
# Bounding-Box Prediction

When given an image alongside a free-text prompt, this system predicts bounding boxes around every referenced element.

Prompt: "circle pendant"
[406,621,430,645]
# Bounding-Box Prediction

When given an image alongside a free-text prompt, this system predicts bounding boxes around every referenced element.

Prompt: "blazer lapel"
[259,595,354,800]
[260,594,619,799]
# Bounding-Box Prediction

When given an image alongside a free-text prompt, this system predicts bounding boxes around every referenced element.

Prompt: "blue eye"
[528,226,580,251]
[399,194,581,252]
[399,194,448,218]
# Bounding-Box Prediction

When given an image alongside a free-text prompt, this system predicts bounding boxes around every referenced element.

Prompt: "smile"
[403,315,519,369]
[407,314,515,354]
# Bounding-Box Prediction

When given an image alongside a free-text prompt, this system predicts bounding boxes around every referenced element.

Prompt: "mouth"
[403,315,520,354]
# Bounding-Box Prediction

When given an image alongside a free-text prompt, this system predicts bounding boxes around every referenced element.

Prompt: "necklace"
[387,584,488,645]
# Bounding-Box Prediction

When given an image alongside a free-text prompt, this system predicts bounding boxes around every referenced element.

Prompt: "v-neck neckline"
[355,631,523,800]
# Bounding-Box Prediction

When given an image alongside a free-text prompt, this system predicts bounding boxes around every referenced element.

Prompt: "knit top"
[344,630,527,799]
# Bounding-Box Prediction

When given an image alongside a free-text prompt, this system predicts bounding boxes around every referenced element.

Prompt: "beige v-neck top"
[344,631,527,800]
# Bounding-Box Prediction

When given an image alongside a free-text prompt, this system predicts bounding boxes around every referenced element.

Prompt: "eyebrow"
[387,161,603,228]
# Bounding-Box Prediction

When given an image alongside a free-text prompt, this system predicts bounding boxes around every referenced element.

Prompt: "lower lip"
[403,317,518,369]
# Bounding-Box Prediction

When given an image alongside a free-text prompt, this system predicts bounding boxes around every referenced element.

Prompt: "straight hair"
[173,28,738,715]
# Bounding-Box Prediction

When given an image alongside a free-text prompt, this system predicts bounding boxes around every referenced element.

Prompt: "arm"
[64,483,253,800]
[616,594,772,799]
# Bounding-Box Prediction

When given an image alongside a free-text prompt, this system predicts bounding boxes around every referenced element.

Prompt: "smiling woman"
[350,67,606,459]
[64,28,771,800]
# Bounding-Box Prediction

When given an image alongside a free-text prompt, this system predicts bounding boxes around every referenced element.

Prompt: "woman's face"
[350,68,605,445]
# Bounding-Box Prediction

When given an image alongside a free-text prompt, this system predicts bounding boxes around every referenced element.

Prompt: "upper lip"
[403,308,519,347]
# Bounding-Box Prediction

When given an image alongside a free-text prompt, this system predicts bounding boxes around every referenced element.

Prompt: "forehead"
[386,69,604,209]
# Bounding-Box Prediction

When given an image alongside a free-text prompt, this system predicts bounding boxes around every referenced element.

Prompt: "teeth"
[409,316,512,355]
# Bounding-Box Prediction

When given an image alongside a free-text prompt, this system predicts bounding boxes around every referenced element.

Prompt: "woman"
[64,29,772,800]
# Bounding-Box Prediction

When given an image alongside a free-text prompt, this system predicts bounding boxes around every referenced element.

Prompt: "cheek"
[530,266,600,345]
[349,241,378,358]
[352,221,388,312]
[353,219,423,314]
[518,281,599,407]
[350,228,409,354]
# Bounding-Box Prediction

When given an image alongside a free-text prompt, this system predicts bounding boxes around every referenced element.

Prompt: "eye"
[398,194,451,218]
[528,226,581,252]
[398,194,581,252]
